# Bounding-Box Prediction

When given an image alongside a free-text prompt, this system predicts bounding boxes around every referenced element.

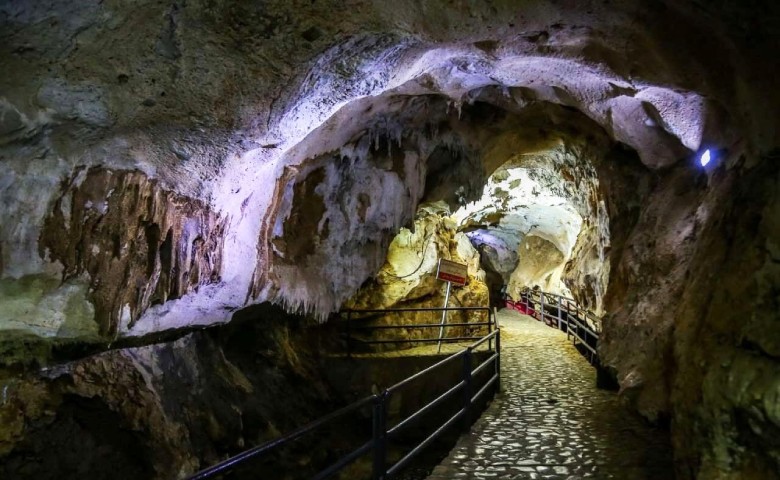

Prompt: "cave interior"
[1,1,779,479]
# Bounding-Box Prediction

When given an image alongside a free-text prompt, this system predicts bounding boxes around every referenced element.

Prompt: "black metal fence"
[187,306,500,480]
[341,306,494,355]
[508,288,600,364]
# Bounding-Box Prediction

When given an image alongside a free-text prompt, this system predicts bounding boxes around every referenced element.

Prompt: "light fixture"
[699,149,712,167]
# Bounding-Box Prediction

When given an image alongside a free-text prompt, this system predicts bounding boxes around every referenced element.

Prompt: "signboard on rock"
[436,259,468,286]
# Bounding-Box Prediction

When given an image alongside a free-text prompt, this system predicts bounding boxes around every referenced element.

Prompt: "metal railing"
[507,288,600,364]
[187,307,500,480]
[341,306,494,355]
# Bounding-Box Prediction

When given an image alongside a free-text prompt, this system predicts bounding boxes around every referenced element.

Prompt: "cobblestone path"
[427,309,674,480]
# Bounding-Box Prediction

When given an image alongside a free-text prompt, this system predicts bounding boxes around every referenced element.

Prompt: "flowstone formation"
[1,0,780,478]
[40,167,226,336]
[345,202,489,348]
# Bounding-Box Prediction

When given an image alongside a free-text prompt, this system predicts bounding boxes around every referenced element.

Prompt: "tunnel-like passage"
[2,1,780,479]
[429,309,673,479]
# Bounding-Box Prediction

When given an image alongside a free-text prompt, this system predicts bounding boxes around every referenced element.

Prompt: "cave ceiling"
[1,0,777,337]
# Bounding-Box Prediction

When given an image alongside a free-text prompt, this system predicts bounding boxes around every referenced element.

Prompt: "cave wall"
[3,0,771,337]
[38,167,226,336]
[345,202,489,345]
[256,123,431,315]
[600,162,706,421]
[1,1,780,478]
[598,148,780,477]
[0,304,339,480]
[671,153,780,478]
[459,136,612,313]
[507,235,565,295]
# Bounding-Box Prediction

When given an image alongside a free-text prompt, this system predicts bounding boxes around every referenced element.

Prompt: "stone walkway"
[426,309,674,480]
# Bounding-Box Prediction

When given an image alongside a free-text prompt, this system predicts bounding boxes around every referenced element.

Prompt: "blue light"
[700,149,712,167]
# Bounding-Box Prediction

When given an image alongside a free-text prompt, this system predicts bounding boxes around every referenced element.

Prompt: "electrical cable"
[384,233,435,280]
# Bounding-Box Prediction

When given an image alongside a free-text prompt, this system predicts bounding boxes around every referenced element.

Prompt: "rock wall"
[599,149,780,478]
[507,235,565,296]
[38,167,226,336]
[457,138,611,313]
[600,163,705,421]
[2,1,780,478]
[345,202,489,348]
[255,128,430,316]
[0,304,340,480]
[670,153,780,478]
[3,0,770,336]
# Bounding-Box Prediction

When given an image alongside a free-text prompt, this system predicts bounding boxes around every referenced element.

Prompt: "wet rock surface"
[428,309,673,480]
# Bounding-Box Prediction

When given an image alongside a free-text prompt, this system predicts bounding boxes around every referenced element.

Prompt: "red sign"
[436,259,468,286]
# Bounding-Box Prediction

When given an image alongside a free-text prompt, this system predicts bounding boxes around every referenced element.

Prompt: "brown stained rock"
[271,166,326,263]
[40,167,226,336]
[68,351,194,476]
[0,367,184,478]
[345,204,490,350]
[255,124,433,315]
[669,156,780,479]
[0,375,52,457]
[0,304,343,480]
[508,234,565,295]
[600,164,705,422]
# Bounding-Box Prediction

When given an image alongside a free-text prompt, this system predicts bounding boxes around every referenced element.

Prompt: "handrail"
[187,394,377,480]
[341,306,494,355]
[386,349,466,393]
[469,329,499,349]
[350,321,492,330]
[387,380,464,436]
[472,352,499,376]
[508,287,601,365]
[385,407,465,477]
[360,336,486,344]
[187,309,501,480]
[519,289,601,332]
[345,306,493,313]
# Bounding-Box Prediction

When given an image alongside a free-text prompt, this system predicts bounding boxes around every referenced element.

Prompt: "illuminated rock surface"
[345,202,490,348]
[1,0,779,478]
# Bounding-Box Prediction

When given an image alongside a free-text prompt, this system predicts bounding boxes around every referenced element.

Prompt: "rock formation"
[39,167,226,336]
[1,0,779,478]
[0,305,341,480]
[345,202,489,348]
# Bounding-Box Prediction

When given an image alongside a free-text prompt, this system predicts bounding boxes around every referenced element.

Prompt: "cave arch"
[252,91,647,320]
[2,2,779,478]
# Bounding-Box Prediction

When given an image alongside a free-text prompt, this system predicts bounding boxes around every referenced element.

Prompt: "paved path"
[426,309,674,480]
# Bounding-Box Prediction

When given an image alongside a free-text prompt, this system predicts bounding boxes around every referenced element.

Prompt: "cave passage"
[2,1,779,479]
[429,309,673,479]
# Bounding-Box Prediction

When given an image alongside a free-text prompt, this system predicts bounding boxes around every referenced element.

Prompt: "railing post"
[462,348,473,431]
[372,393,387,480]
[540,292,545,324]
[557,296,562,331]
[495,330,501,393]
[488,309,493,351]
[346,311,352,359]
[524,289,530,313]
